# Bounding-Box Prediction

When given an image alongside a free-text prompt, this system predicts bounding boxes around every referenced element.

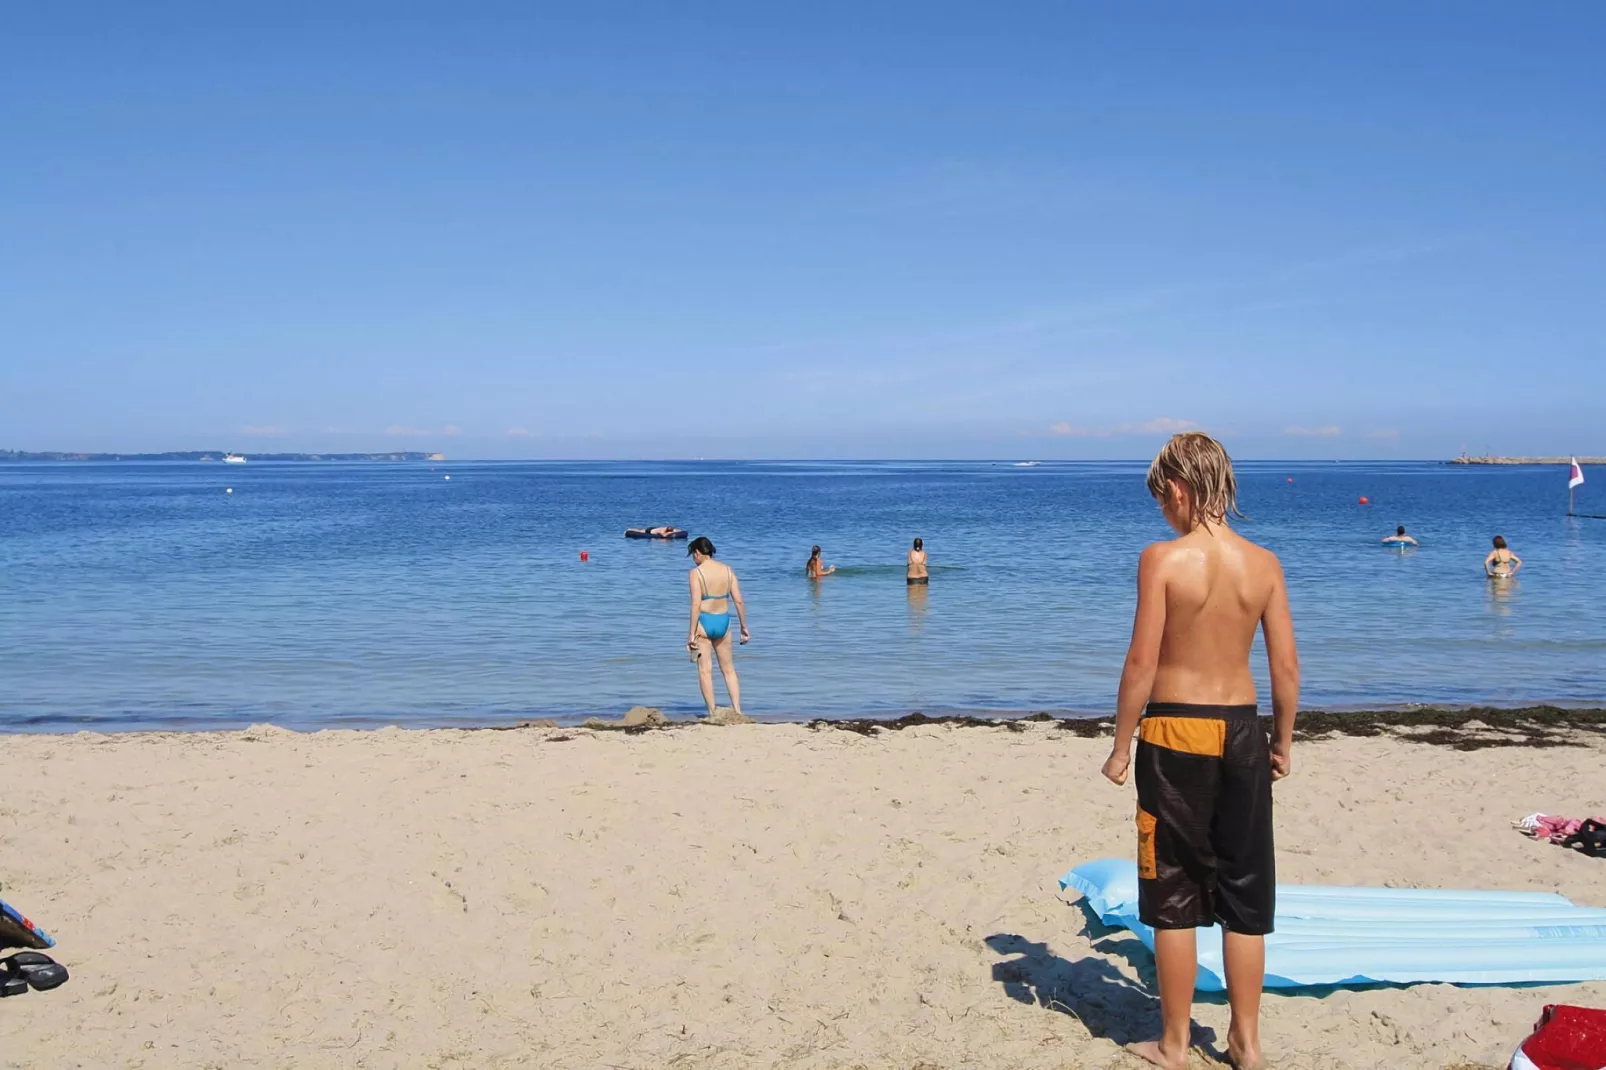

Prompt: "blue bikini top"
[696,566,731,602]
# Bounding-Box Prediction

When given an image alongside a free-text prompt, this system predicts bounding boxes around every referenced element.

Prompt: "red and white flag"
[1569,457,1585,489]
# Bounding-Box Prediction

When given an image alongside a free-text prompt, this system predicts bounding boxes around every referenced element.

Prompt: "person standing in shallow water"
[1382,525,1418,546]
[805,545,835,579]
[685,537,749,720]
[906,538,928,584]
[1485,535,1522,578]
[1100,432,1300,1070]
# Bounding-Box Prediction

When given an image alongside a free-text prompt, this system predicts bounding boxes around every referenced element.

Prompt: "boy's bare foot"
[1226,1039,1265,1069]
[1125,1039,1189,1069]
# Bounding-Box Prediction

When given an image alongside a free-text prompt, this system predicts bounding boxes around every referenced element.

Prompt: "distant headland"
[1449,455,1603,466]
[0,450,446,463]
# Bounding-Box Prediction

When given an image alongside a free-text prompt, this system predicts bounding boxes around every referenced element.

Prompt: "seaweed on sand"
[806,705,1606,749]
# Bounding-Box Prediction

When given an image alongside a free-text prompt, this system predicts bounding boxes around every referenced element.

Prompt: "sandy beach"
[2,715,1603,1069]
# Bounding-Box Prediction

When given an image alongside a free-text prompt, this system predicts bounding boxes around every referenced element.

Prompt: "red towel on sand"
[1510,1005,1606,1070]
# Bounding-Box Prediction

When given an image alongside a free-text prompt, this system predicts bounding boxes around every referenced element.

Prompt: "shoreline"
[7,703,1606,741]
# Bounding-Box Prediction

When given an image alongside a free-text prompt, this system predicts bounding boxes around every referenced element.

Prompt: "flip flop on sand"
[0,951,69,993]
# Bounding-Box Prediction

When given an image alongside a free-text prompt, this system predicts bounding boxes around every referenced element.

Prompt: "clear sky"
[3,3,1602,459]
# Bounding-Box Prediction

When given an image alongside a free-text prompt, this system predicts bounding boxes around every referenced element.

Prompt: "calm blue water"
[2,460,1603,731]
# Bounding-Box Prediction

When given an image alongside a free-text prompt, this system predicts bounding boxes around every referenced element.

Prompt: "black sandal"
[0,951,69,994]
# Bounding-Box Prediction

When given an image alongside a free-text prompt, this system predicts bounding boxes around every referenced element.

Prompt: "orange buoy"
[1358,496,1370,505]
[1286,478,1293,483]
[580,550,589,562]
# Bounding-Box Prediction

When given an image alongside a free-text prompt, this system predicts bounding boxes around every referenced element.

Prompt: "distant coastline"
[1448,455,1603,466]
[0,450,446,463]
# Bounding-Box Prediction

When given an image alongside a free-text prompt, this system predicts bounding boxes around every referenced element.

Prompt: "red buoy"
[580,550,589,562]
[1358,496,1370,505]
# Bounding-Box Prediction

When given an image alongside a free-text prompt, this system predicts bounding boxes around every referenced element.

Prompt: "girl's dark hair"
[913,538,923,550]
[1492,535,1507,549]
[1396,526,1406,536]
[809,545,821,558]
[687,536,716,557]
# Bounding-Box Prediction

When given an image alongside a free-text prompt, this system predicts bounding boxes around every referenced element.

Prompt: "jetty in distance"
[1449,455,1604,466]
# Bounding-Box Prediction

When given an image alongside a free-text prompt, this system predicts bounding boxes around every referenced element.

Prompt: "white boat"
[1013,461,1041,468]
[223,453,247,464]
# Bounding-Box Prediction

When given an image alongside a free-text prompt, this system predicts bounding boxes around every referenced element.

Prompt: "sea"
[2,460,1603,732]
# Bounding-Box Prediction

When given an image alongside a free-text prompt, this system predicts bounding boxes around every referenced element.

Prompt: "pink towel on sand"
[1516,814,1606,844]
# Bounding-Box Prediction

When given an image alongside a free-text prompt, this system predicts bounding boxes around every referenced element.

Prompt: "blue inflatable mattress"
[1061,858,1606,990]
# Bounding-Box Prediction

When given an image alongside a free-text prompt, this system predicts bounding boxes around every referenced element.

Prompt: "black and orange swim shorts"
[1135,702,1275,935]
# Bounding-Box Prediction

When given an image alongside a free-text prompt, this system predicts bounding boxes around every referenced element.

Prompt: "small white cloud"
[241,425,287,437]
[386,424,463,438]
[1047,417,1196,438]
[1133,417,1197,434]
[1283,425,1343,437]
[504,427,532,438]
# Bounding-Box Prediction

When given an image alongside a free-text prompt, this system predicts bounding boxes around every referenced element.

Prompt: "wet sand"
[2,714,1603,1069]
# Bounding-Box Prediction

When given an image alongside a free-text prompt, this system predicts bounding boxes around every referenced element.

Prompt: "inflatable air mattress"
[1062,858,1606,990]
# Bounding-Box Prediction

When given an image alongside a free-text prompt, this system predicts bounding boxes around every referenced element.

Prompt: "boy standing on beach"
[1101,433,1299,1070]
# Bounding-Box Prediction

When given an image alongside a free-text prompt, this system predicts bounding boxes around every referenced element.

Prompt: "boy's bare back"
[1145,526,1287,707]
[1106,431,1299,785]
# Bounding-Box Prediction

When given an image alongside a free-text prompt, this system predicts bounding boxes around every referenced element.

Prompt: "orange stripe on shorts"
[1137,806,1158,880]
[1138,716,1225,757]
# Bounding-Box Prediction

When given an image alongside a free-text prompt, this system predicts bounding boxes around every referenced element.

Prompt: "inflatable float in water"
[1062,858,1606,990]
[624,527,688,540]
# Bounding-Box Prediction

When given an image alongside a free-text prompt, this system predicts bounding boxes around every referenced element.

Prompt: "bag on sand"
[1509,1004,1606,1070]
[0,898,53,952]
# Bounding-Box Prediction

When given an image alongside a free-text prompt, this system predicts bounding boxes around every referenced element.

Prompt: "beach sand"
[2,717,1603,1069]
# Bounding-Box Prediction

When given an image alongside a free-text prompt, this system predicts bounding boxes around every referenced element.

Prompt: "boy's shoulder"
[1137,536,1201,577]
[1230,530,1285,576]
[1137,537,1184,565]
[1140,530,1283,570]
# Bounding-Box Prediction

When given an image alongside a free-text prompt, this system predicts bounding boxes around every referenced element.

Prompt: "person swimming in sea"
[1382,525,1418,547]
[686,536,749,720]
[806,545,836,579]
[1485,535,1522,578]
[906,537,928,585]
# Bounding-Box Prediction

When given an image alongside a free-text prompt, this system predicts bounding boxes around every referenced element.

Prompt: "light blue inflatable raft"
[1062,858,1606,990]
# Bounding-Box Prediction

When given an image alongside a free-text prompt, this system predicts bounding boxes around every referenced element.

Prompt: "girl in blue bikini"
[686,536,750,720]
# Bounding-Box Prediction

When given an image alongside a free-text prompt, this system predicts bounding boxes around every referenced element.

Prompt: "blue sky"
[3,3,1602,459]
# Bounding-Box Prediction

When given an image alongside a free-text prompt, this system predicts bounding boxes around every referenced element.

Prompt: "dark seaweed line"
[805,706,1606,751]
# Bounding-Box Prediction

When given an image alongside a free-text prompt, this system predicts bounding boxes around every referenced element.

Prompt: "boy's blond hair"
[1145,432,1243,525]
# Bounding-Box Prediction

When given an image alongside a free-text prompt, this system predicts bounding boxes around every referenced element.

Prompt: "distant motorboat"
[1013,461,1041,468]
[223,454,247,464]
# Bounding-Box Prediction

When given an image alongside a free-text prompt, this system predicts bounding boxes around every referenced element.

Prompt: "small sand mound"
[240,723,298,741]
[706,706,752,726]
[582,707,669,730]
[622,706,667,727]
